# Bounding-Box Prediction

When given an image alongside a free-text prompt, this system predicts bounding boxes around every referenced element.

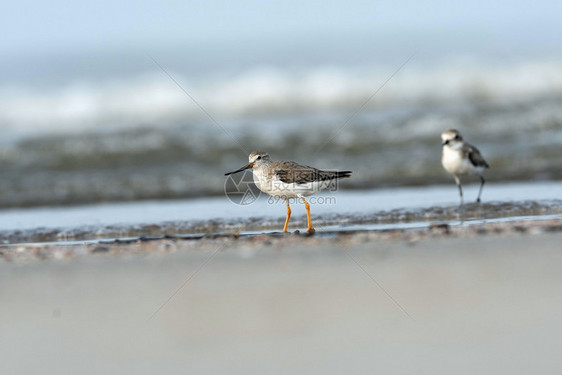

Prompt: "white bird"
[441,129,490,205]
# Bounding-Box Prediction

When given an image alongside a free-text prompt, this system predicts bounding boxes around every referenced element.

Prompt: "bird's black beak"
[442,140,449,146]
[225,162,254,176]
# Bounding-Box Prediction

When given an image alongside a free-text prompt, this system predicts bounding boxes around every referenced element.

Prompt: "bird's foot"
[306,227,316,235]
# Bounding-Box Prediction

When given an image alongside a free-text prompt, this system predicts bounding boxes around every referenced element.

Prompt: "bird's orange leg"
[282,201,291,232]
[301,197,315,234]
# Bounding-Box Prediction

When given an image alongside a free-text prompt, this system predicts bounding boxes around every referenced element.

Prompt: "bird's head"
[441,129,463,146]
[225,151,270,175]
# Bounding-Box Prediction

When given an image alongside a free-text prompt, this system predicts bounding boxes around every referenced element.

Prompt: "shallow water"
[0,181,560,244]
[1,88,562,209]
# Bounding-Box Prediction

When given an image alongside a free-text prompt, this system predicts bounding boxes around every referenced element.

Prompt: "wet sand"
[1,186,561,244]
[1,218,562,374]
[1,214,561,262]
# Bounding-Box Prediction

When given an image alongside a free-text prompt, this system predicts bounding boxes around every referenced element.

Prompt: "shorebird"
[441,129,490,205]
[225,151,352,234]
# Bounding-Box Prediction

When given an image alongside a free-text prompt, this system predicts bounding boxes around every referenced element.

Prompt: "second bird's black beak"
[442,140,449,146]
[225,162,254,176]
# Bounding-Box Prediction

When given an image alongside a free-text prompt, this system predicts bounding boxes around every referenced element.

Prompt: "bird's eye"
[257,156,262,160]
[454,135,460,140]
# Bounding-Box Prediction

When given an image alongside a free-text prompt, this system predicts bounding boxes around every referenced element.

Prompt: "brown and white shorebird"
[441,129,490,205]
[225,151,352,234]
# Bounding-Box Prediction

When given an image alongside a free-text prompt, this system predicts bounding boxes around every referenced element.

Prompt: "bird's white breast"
[442,145,472,175]
[252,168,325,199]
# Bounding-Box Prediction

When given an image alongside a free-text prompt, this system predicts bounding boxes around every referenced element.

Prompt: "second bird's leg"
[300,197,315,234]
[282,200,291,233]
[476,175,485,203]
[454,175,463,207]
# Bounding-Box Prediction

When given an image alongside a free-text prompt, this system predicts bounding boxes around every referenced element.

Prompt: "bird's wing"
[466,143,490,168]
[272,161,352,184]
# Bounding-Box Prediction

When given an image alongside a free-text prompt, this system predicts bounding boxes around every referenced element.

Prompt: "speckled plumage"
[226,151,352,233]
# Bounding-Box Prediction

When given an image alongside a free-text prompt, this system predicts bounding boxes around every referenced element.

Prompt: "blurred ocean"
[1,5,562,208]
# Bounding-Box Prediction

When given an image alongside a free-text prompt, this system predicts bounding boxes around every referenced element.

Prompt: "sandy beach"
[2,214,562,374]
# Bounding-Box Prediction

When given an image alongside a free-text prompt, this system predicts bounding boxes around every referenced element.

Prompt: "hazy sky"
[1,0,561,86]
[3,0,561,56]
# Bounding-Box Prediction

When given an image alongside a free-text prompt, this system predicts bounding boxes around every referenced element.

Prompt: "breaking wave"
[2,59,562,132]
